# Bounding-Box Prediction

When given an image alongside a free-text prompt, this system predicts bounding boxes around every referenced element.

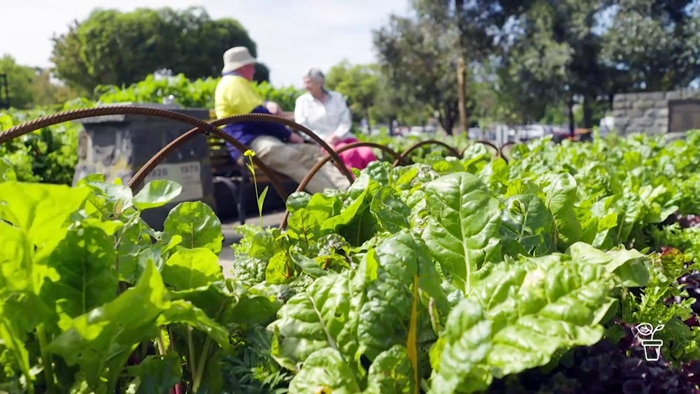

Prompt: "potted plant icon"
[635,323,665,361]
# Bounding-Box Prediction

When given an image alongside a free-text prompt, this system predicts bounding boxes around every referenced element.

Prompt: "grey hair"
[305,68,325,84]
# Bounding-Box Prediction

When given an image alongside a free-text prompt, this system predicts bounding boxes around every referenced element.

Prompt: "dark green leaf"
[370,186,411,233]
[126,354,183,394]
[48,260,170,390]
[288,348,360,393]
[161,248,224,290]
[158,300,230,349]
[500,194,557,257]
[422,173,502,294]
[38,225,119,329]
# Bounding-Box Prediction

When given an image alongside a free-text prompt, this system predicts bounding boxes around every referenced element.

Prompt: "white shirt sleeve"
[294,96,310,128]
[331,93,352,139]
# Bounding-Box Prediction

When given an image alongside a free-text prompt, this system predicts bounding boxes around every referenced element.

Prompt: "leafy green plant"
[90,73,303,110]
[0,110,80,184]
[0,170,281,393]
[2,128,700,393]
[227,158,669,392]
[229,131,700,392]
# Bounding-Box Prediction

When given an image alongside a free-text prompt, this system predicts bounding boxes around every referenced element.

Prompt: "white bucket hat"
[222,47,257,74]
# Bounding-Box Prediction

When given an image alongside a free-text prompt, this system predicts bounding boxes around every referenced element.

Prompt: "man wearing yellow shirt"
[214,46,350,193]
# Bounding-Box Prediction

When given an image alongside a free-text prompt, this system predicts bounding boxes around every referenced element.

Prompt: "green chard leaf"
[37,225,119,330]
[268,273,357,372]
[422,173,502,294]
[500,194,557,257]
[428,300,493,394]
[369,186,411,233]
[567,242,651,287]
[161,247,224,290]
[430,252,617,393]
[540,173,582,249]
[47,260,170,391]
[160,201,223,255]
[287,348,361,394]
[365,345,416,394]
[126,354,183,394]
[357,231,447,361]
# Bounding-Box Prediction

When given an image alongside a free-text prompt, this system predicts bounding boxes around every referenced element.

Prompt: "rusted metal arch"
[392,139,463,166]
[1,106,522,230]
[279,141,402,229]
[499,141,516,162]
[279,139,513,229]
[0,105,213,145]
[0,106,294,203]
[462,140,510,164]
[211,113,356,182]
[128,113,357,198]
[130,124,290,200]
[0,106,355,204]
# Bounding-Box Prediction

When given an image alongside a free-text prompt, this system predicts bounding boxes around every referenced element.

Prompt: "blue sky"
[0,0,411,88]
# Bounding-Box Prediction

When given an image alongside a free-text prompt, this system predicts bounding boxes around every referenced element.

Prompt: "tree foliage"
[372,0,700,129]
[0,56,77,109]
[499,0,607,126]
[0,55,37,109]
[325,61,380,123]
[373,15,462,134]
[601,0,700,92]
[50,7,270,96]
[494,0,700,127]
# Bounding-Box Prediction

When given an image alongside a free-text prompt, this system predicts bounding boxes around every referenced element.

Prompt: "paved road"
[218,210,288,276]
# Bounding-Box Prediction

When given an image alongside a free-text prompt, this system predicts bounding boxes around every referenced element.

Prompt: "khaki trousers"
[249,135,351,194]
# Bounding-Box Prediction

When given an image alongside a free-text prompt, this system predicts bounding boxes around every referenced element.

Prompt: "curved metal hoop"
[128,114,356,191]
[461,140,510,164]
[278,141,402,229]
[392,139,463,166]
[0,106,358,203]
[1,106,522,233]
[499,141,516,163]
[0,105,215,145]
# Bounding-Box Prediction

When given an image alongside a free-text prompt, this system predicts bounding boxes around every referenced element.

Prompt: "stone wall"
[612,89,700,135]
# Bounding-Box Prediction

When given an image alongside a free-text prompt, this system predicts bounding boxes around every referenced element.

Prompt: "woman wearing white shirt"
[294,68,377,171]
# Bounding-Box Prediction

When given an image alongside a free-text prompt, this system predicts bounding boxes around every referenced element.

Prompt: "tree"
[601,0,700,92]
[0,55,37,109]
[411,0,531,133]
[494,0,617,129]
[374,1,529,134]
[370,75,417,127]
[493,0,700,129]
[51,7,269,96]
[373,15,462,134]
[29,69,80,107]
[325,60,380,127]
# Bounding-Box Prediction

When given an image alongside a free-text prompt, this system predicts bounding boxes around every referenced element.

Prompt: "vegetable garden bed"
[1,120,700,393]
